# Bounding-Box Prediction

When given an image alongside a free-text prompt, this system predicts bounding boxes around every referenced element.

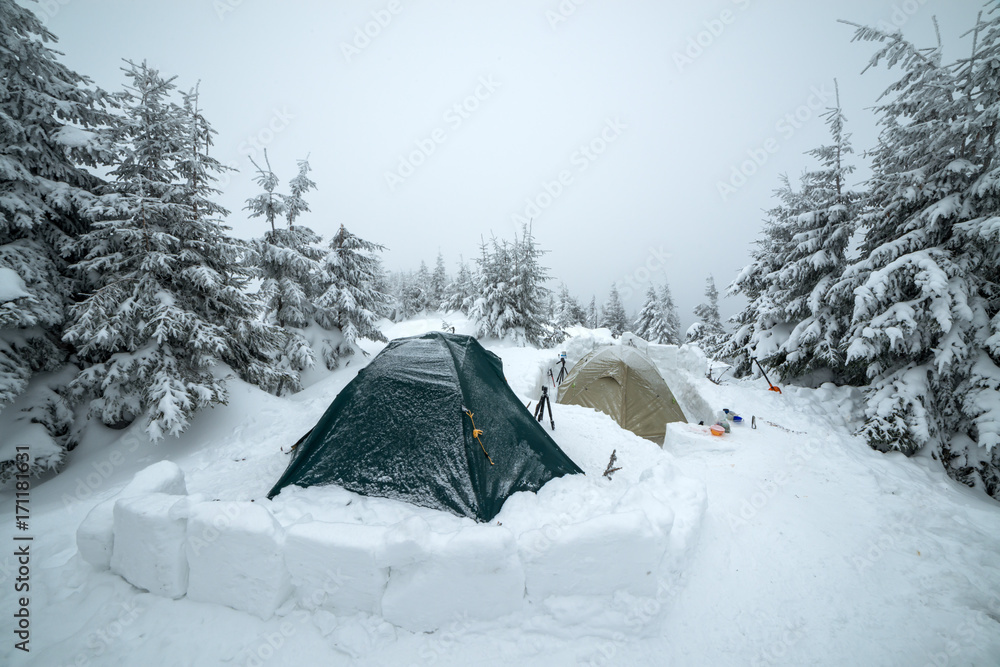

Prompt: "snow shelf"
[83,458,706,630]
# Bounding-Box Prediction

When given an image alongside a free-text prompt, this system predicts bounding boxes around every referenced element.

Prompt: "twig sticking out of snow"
[603,449,622,479]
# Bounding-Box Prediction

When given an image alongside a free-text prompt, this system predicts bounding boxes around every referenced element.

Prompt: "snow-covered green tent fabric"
[267,332,583,522]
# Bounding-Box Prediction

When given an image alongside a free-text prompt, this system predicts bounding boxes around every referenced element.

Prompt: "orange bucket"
[709,424,725,437]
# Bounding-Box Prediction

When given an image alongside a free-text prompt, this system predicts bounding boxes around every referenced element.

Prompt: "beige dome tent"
[557,345,687,445]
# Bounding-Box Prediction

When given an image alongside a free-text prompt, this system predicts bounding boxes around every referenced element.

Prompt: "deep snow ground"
[659,380,1000,666]
[2,316,999,666]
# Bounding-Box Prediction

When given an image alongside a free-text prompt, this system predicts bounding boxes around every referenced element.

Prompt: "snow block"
[380,525,525,632]
[377,515,433,568]
[185,501,292,620]
[76,461,187,570]
[123,460,187,496]
[76,501,117,570]
[110,493,189,598]
[645,343,679,372]
[519,510,665,599]
[563,328,615,367]
[284,522,388,615]
[676,344,709,377]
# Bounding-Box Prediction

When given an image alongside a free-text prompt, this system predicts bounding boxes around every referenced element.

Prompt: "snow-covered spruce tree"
[414,261,432,313]
[554,283,582,329]
[570,293,588,327]
[470,225,552,346]
[660,281,683,345]
[510,224,553,345]
[723,176,802,377]
[430,251,448,311]
[771,83,859,381]
[246,154,325,391]
[953,8,1000,496]
[176,85,290,392]
[686,275,727,358]
[585,297,599,329]
[634,286,671,343]
[314,224,389,367]
[66,63,289,439]
[601,284,628,338]
[836,19,1000,498]
[283,153,316,228]
[371,256,391,299]
[0,0,111,479]
[443,258,476,315]
[470,237,515,340]
[726,86,860,383]
[387,270,421,322]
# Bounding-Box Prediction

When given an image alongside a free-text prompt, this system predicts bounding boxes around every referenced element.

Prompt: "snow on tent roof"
[267,332,583,522]
[557,345,688,445]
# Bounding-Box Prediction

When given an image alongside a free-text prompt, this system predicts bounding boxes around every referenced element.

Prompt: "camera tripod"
[533,386,555,430]
[555,357,568,385]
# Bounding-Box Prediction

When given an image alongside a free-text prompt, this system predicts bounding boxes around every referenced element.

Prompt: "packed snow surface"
[2,315,999,666]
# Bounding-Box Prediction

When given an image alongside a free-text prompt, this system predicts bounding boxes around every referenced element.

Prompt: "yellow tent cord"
[464,410,495,466]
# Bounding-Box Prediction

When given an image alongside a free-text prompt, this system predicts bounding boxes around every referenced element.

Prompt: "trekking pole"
[548,368,556,387]
[752,358,782,394]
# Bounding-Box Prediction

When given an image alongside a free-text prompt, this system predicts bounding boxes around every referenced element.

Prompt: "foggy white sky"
[35,0,986,329]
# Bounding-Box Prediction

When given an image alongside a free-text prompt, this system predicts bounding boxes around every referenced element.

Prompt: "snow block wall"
[86,460,706,628]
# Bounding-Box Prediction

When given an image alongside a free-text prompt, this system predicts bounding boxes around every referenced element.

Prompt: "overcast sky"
[35,0,987,329]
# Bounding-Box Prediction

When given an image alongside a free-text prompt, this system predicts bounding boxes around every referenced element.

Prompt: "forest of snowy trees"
[725,15,1000,498]
[379,226,685,348]
[2,0,997,502]
[0,5,394,478]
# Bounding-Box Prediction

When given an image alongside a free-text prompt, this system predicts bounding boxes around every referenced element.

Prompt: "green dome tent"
[267,332,583,522]
[557,345,687,445]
